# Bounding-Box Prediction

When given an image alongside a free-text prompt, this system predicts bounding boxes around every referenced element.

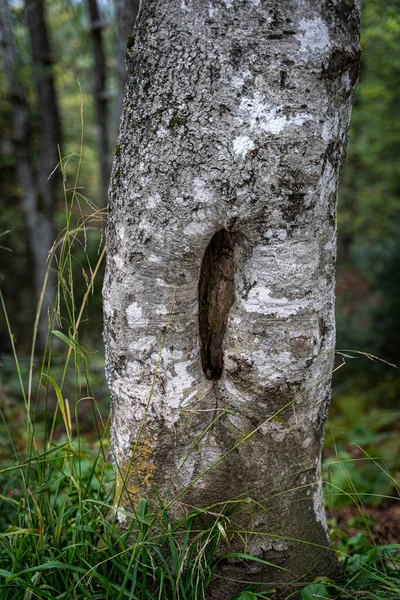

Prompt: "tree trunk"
[87,0,111,207]
[103,1,360,595]
[25,0,61,216]
[24,0,61,346]
[0,0,58,347]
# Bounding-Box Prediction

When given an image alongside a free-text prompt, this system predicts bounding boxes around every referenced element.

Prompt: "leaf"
[231,592,258,600]
[0,568,12,578]
[51,330,76,349]
[23,571,40,600]
[42,375,70,438]
[51,330,92,354]
[6,561,87,582]
[301,583,329,600]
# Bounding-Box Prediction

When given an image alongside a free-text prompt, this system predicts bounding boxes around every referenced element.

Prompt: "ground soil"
[327,501,400,546]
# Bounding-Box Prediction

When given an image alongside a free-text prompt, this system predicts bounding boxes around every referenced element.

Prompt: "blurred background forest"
[0,0,399,510]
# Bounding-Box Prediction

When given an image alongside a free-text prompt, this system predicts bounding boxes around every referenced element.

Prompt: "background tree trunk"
[1,0,60,347]
[24,0,61,346]
[103,1,360,595]
[25,0,62,219]
[87,0,110,207]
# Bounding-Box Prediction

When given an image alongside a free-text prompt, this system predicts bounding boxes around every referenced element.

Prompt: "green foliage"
[0,444,230,599]
[334,533,400,598]
[337,0,400,385]
[324,450,396,508]
[301,534,400,598]
[325,364,400,507]
[301,583,329,599]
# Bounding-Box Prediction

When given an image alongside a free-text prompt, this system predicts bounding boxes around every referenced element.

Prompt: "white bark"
[103,0,360,594]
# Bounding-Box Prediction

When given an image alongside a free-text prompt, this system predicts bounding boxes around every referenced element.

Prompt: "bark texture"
[103,0,360,595]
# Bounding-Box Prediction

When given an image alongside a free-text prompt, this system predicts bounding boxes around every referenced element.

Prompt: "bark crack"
[198,229,236,381]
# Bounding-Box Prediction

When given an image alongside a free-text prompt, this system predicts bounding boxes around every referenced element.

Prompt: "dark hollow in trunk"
[198,229,235,380]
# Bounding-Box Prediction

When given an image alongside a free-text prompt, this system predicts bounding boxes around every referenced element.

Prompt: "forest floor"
[327,501,400,546]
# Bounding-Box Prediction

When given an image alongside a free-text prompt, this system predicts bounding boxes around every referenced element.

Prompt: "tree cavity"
[199,229,236,380]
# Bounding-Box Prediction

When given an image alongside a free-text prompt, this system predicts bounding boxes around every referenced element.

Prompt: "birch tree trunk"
[103,0,360,595]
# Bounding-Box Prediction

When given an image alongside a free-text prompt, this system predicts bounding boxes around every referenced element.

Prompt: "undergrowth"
[0,134,399,600]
